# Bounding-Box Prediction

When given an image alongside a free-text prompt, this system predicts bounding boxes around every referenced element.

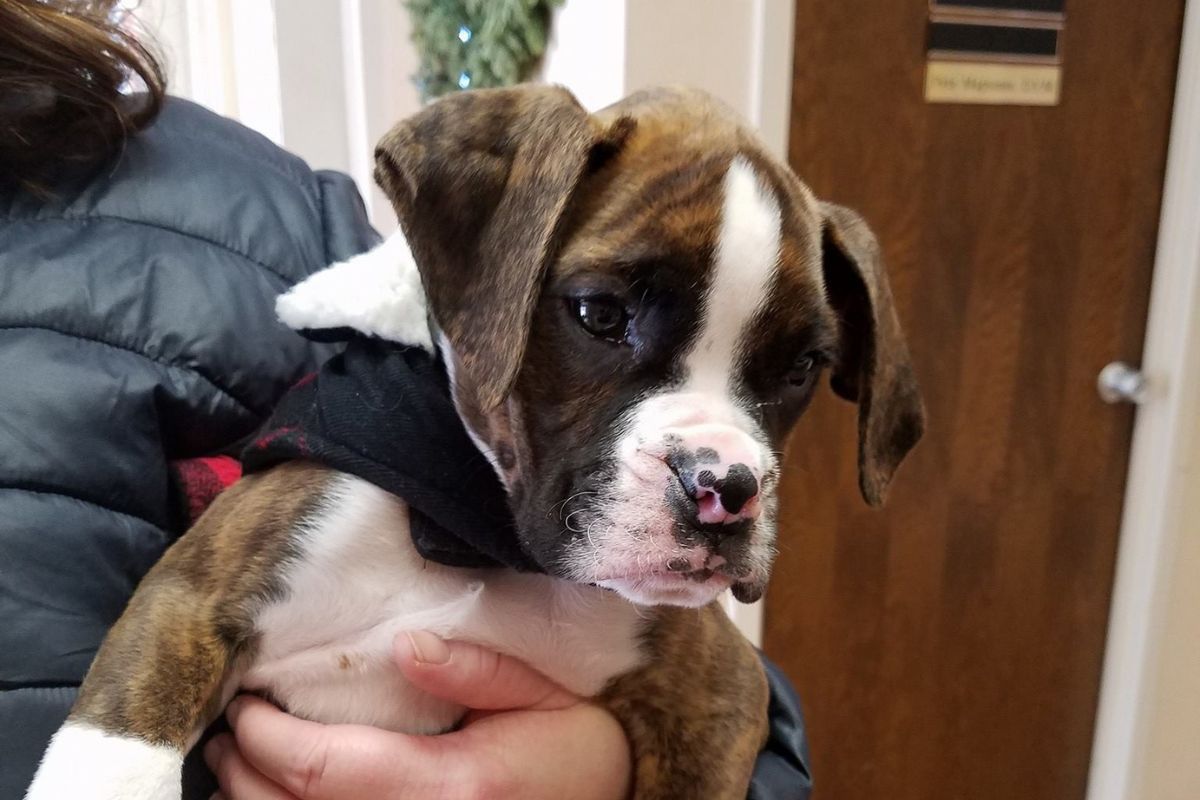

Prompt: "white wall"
[1134,458,1200,800]
[135,0,420,232]
[541,0,627,111]
[543,0,794,159]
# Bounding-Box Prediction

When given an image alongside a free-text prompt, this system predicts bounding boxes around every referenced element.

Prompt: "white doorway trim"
[1086,0,1200,797]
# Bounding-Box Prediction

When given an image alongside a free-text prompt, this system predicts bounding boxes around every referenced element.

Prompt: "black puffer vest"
[0,98,378,799]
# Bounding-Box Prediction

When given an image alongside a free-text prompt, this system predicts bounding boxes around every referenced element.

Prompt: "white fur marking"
[243,476,645,734]
[683,157,782,394]
[25,723,182,800]
[276,231,433,349]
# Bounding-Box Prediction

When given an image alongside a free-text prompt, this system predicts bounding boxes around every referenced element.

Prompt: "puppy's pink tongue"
[696,492,727,525]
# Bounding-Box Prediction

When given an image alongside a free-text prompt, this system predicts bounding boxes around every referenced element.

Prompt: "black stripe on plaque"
[932,0,1065,12]
[928,22,1059,57]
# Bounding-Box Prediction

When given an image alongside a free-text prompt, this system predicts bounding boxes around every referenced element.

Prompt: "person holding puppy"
[0,1,811,798]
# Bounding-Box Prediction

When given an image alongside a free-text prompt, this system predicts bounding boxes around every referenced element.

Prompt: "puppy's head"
[375,85,924,607]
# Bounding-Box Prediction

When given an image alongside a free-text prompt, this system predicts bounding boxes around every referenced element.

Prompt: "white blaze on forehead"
[683,156,782,394]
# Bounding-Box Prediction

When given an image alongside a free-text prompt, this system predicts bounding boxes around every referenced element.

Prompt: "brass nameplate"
[925,61,1061,105]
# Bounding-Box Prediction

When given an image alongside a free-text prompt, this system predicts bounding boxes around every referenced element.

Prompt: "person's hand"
[204,632,632,800]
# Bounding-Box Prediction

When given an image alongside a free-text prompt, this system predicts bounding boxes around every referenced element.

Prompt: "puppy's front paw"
[25,723,182,800]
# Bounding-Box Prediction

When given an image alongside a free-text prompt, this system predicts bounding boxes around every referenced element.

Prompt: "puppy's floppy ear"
[374,85,609,411]
[820,202,926,506]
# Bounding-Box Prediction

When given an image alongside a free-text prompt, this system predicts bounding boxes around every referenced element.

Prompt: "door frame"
[1086,0,1200,797]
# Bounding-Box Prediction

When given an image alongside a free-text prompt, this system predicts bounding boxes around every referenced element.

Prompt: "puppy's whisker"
[564,507,589,533]
[565,489,598,505]
[584,519,602,554]
[552,490,598,522]
[548,501,573,522]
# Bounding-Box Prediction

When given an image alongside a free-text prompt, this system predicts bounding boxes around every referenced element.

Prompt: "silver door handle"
[1098,361,1147,404]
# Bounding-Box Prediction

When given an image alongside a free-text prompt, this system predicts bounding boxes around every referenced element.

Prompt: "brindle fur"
[70,463,336,749]
[601,604,770,800]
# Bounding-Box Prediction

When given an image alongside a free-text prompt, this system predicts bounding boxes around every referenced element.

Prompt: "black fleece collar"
[243,338,539,572]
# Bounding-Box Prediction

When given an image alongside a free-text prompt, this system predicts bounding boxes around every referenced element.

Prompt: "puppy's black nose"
[668,454,762,524]
[708,464,758,514]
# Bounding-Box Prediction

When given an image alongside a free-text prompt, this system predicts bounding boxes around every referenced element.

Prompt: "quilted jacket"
[0,97,810,799]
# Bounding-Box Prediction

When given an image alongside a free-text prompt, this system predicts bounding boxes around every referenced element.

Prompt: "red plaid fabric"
[169,455,242,526]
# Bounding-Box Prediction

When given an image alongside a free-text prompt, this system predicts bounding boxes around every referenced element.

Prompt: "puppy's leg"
[601,603,770,800]
[27,573,244,800]
[26,463,337,800]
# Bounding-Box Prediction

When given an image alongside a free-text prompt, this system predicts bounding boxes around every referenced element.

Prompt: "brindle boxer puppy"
[26,85,923,800]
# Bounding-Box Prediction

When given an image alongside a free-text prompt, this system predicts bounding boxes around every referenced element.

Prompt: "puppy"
[26,85,923,799]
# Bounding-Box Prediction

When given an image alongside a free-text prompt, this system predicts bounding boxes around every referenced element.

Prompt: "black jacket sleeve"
[0,98,378,800]
[749,653,814,800]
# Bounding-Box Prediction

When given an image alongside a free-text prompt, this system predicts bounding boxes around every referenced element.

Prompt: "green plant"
[406,0,565,100]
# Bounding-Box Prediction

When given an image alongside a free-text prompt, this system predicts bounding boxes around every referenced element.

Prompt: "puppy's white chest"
[242,476,647,733]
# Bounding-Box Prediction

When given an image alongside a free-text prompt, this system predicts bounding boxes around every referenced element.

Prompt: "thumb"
[395,632,579,712]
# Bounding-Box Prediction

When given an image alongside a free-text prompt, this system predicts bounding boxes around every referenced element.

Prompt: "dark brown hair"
[0,0,166,190]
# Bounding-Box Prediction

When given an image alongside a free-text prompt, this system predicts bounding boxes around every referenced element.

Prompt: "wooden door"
[764,2,1186,798]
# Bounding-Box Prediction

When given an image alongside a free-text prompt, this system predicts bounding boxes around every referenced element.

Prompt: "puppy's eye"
[571,295,630,342]
[787,353,821,386]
